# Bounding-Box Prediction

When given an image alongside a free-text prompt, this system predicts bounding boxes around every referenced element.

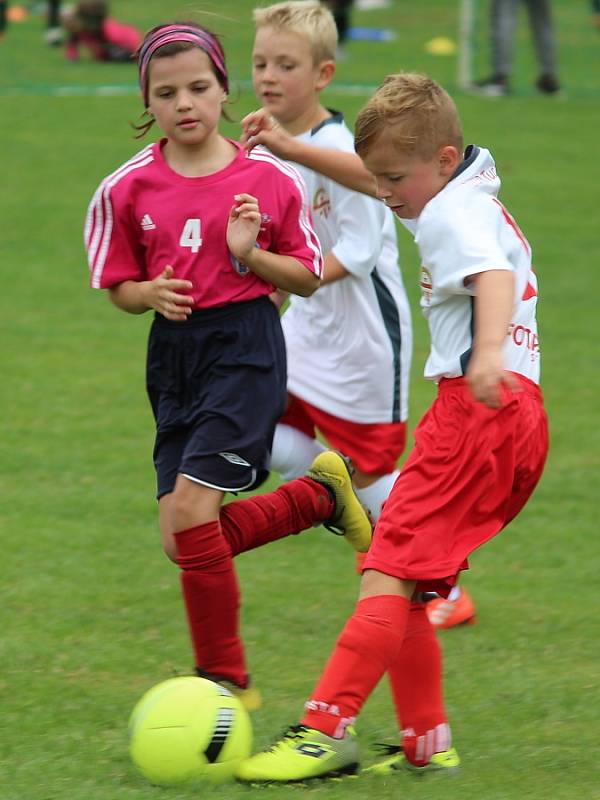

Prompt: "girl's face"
[147,48,226,148]
[362,130,460,219]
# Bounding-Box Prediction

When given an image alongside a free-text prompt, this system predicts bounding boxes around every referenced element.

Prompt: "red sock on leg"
[220,477,333,556]
[302,595,410,737]
[174,521,247,687]
[387,601,450,766]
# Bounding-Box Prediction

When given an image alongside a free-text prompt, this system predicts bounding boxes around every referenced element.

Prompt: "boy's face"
[362,130,460,219]
[252,26,333,129]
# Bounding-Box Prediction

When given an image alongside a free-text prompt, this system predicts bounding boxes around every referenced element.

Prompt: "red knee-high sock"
[301,595,410,737]
[174,521,247,688]
[219,477,333,556]
[387,601,450,766]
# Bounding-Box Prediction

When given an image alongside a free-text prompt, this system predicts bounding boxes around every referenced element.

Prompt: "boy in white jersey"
[250,0,412,530]
[236,73,548,781]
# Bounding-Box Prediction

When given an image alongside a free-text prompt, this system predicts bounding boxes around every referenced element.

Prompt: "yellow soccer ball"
[129,676,252,786]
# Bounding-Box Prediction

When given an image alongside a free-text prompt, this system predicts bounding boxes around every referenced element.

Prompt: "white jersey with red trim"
[281,114,412,424]
[85,139,322,308]
[401,145,540,384]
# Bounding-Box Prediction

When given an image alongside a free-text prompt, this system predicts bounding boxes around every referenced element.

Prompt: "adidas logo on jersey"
[141,214,156,230]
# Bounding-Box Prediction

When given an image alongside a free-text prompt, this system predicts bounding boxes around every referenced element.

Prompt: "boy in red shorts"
[236,72,548,781]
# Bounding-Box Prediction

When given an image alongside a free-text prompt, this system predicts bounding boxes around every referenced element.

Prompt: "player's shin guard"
[387,601,450,766]
[270,423,326,480]
[219,478,334,556]
[354,470,400,575]
[174,521,247,688]
[354,470,400,522]
[301,595,410,737]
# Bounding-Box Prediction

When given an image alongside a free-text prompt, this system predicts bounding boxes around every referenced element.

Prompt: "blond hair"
[253,1,337,63]
[355,73,464,161]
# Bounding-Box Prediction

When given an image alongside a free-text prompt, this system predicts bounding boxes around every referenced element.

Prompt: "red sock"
[302,595,410,737]
[387,601,450,766]
[174,521,247,687]
[219,477,333,556]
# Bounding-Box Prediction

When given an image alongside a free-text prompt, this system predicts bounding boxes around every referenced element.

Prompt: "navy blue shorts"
[146,296,287,499]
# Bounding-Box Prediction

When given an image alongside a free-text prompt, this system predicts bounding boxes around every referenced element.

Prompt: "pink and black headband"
[138,24,229,107]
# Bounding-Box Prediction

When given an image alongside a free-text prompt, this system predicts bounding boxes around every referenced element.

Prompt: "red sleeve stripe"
[492,197,531,256]
[85,146,154,288]
[247,148,323,278]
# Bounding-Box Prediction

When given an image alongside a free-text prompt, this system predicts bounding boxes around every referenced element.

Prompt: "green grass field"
[1,1,599,798]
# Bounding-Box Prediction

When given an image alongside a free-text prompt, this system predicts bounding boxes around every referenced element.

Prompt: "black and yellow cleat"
[363,744,460,776]
[195,669,262,711]
[236,725,360,783]
[306,451,373,553]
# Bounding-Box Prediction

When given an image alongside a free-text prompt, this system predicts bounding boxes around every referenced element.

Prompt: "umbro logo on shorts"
[218,452,251,467]
[141,214,156,230]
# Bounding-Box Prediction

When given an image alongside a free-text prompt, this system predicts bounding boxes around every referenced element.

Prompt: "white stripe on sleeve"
[85,145,154,288]
[247,148,323,278]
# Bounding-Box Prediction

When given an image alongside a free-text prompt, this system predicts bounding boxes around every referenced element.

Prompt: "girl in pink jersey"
[85,21,372,708]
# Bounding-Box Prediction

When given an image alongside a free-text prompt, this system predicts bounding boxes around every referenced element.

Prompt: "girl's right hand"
[144,266,194,321]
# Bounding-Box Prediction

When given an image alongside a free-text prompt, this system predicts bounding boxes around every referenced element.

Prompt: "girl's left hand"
[227,193,261,267]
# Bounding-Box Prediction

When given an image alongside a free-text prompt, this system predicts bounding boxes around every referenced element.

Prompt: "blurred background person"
[323,0,354,57]
[591,0,600,30]
[0,0,63,43]
[0,1,7,39]
[45,0,63,44]
[474,0,561,96]
[63,0,141,62]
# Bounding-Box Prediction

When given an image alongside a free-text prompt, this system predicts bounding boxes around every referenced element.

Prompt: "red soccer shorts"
[363,374,548,596]
[280,393,407,476]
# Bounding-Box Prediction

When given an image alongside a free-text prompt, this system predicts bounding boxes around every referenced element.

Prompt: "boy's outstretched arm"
[241,109,378,198]
[466,270,521,408]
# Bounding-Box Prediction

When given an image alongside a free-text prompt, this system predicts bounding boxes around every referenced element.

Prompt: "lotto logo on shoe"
[296,743,330,759]
[218,452,251,467]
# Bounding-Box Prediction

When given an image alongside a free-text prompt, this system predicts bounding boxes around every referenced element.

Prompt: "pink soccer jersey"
[85,140,322,308]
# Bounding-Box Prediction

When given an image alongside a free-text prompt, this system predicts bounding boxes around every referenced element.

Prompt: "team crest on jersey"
[230,243,262,276]
[420,266,433,304]
[313,187,331,219]
[260,212,272,230]
[230,254,249,275]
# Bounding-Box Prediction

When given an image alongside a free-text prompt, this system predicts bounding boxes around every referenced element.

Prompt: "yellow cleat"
[195,670,262,711]
[236,725,360,783]
[363,745,460,776]
[306,451,373,553]
[222,681,262,712]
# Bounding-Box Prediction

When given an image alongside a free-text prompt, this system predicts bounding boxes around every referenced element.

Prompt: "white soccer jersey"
[401,146,541,384]
[281,114,412,423]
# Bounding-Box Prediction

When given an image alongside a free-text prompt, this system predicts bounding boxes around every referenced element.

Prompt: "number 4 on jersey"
[179,218,203,253]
